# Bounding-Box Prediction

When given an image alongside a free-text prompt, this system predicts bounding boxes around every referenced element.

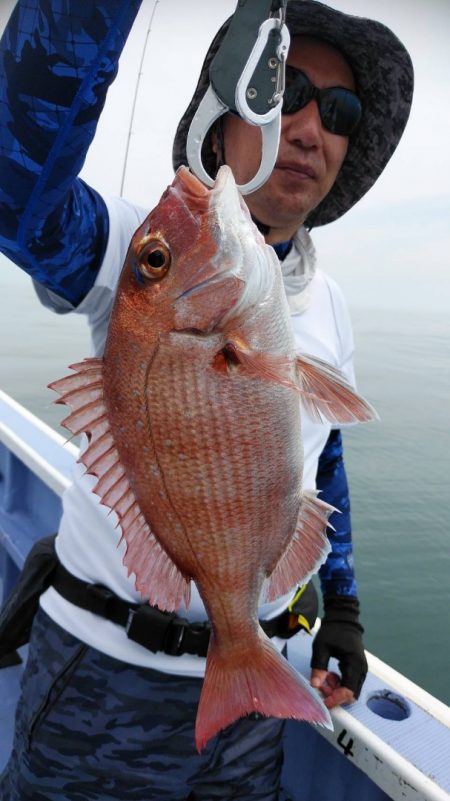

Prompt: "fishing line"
[120,1,160,197]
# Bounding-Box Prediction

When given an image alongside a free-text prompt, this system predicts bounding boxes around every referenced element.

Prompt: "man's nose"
[282,99,323,148]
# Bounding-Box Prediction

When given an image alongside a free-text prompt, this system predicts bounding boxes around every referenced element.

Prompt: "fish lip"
[275,161,317,179]
[176,164,234,200]
[211,164,234,192]
[176,165,210,197]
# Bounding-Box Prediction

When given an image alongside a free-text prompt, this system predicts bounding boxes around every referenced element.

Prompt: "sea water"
[1,259,449,705]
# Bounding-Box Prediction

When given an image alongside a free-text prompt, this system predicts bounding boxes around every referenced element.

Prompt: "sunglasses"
[282,65,362,137]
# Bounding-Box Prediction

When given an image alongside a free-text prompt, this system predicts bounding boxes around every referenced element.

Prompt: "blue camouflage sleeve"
[0,0,141,305]
[315,429,358,598]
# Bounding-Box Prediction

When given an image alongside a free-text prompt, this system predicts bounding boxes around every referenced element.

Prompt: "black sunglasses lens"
[282,67,362,136]
[320,88,362,136]
[282,68,312,115]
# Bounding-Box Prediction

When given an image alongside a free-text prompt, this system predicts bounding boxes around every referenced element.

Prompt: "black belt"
[52,562,308,657]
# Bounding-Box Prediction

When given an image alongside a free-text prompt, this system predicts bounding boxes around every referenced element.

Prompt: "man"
[0,1,413,799]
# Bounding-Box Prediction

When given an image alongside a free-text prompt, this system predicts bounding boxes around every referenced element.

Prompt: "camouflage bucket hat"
[172,0,414,228]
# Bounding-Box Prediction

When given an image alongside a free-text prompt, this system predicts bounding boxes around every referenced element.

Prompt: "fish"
[49,165,377,751]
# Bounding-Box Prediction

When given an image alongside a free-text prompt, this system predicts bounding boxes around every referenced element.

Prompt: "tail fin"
[195,631,331,751]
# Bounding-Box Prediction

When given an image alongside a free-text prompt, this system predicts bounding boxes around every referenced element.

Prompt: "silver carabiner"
[186,85,282,196]
[235,17,289,126]
[186,7,290,195]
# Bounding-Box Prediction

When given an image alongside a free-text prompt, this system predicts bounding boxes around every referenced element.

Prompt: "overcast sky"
[1,0,449,313]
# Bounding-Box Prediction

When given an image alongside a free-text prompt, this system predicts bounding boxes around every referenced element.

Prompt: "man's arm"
[0,0,141,305]
[311,429,368,708]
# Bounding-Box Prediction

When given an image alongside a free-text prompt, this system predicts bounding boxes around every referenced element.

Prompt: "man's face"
[219,36,355,243]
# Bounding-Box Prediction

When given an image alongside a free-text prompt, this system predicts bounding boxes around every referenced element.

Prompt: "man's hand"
[310,595,368,709]
[310,668,356,709]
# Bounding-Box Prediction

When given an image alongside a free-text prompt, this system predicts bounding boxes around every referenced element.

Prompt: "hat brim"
[172,0,414,227]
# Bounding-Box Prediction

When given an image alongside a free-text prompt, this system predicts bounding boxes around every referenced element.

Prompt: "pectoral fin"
[295,353,379,424]
[213,340,378,425]
[212,337,298,387]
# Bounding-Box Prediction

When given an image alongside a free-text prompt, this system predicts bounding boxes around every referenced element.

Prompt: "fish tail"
[195,632,331,752]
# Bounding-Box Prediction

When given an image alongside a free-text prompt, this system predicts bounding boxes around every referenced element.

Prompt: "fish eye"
[136,237,171,281]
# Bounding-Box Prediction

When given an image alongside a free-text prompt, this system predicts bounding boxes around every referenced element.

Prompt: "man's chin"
[248,181,319,232]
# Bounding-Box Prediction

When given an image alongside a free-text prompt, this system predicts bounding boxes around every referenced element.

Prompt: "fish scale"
[147,334,299,579]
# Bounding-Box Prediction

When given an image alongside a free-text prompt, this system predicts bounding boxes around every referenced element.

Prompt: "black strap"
[52,562,307,657]
[52,563,209,657]
[0,534,59,662]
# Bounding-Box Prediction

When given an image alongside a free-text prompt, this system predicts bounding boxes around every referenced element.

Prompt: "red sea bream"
[50,165,376,750]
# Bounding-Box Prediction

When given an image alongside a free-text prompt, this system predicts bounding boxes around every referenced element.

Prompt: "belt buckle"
[85,583,116,616]
[164,618,187,656]
[125,606,158,653]
[125,605,187,655]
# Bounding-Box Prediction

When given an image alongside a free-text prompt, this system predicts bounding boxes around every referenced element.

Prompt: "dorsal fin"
[49,358,191,611]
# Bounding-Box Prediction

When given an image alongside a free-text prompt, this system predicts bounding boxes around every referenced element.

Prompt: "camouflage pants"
[0,608,284,800]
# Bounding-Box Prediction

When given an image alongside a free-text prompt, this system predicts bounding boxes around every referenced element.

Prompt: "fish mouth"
[176,166,246,303]
[176,165,210,197]
[175,163,239,196]
[211,164,234,193]
[175,165,273,326]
